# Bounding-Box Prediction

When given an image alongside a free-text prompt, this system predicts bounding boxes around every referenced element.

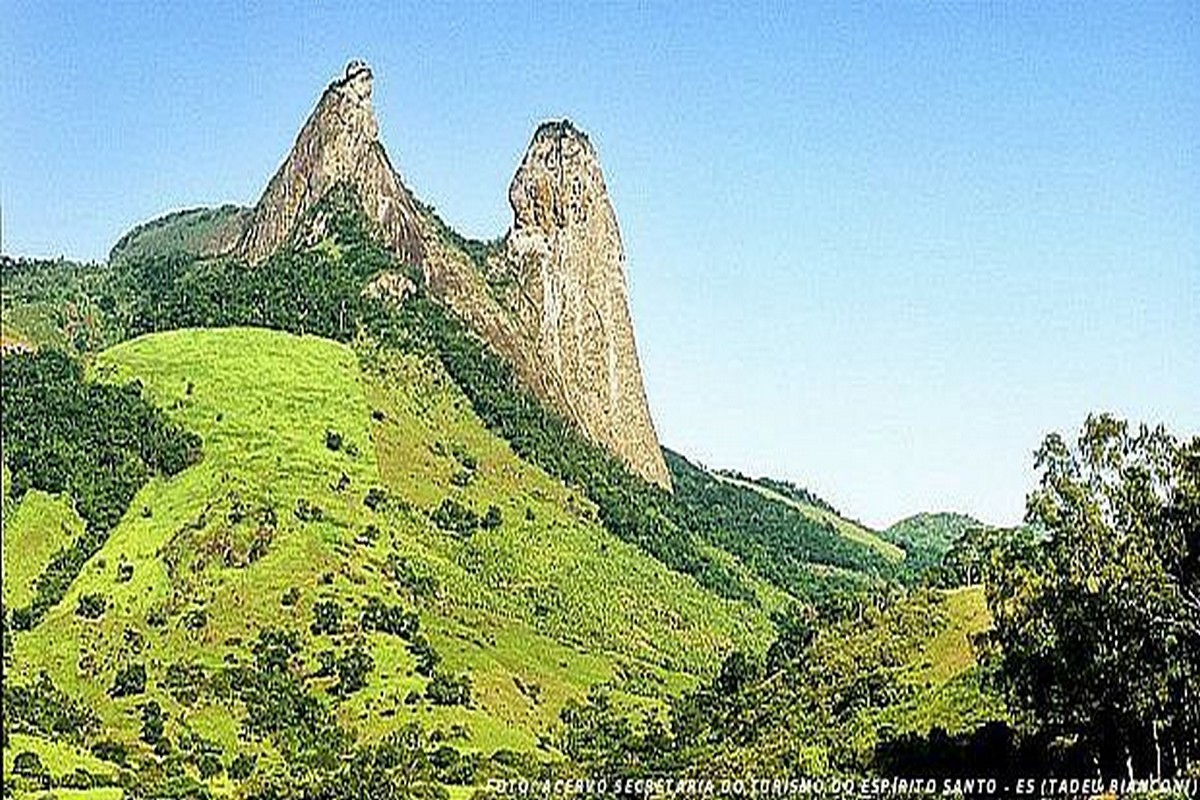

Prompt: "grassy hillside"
[2,490,85,609]
[4,327,773,794]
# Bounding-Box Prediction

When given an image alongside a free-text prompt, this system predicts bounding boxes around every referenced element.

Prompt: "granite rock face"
[241,62,670,490]
[236,61,424,268]
[498,122,671,489]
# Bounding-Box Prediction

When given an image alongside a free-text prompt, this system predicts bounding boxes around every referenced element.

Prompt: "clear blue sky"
[3,2,1197,528]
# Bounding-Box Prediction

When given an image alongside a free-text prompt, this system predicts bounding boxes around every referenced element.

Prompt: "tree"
[140,700,165,744]
[985,414,1199,780]
[311,600,343,636]
[109,663,147,698]
[335,645,374,696]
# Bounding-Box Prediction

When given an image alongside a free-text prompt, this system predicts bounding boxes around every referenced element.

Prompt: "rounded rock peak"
[531,119,592,150]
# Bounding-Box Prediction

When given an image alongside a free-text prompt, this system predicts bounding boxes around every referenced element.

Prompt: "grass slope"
[5,327,771,789]
[2,491,85,609]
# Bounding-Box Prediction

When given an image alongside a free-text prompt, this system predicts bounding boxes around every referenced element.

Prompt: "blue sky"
[2,2,1197,527]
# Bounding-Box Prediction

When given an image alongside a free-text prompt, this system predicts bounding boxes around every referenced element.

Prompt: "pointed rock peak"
[339,59,373,92]
[236,60,422,267]
[503,121,672,490]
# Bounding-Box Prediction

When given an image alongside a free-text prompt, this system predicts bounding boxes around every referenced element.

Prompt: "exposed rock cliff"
[236,61,424,268]
[496,122,670,489]
[239,62,670,489]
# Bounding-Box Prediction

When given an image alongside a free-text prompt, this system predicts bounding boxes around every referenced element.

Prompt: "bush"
[294,497,324,522]
[109,663,147,697]
[408,634,440,677]
[431,498,478,538]
[228,753,256,781]
[324,429,343,451]
[197,752,224,779]
[425,671,472,707]
[75,592,107,619]
[12,750,45,778]
[364,487,388,511]
[90,739,129,765]
[335,645,374,696]
[140,700,165,744]
[360,597,418,638]
[482,505,503,531]
[311,600,343,636]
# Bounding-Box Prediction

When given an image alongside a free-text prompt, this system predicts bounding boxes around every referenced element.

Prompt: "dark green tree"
[985,414,1199,779]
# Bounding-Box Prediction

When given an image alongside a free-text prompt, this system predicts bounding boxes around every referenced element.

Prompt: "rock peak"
[235,66,670,489]
[502,122,672,489]
[331,59,374,105]
[235,61,421,266]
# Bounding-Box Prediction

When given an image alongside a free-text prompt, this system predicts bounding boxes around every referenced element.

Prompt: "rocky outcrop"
[495,122,670,489]
[235,61,424,268]
[239,62,670,490]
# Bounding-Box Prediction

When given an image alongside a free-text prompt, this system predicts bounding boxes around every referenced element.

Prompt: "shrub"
[360,597,418,638]
[363,487,388,511]
[75,592,107,619]
[90,739,129,765]
[197,752,224,779]
[12,750,45,777]
[426,671,472,707]
[311,600,343,636]
[228,753,256,781]
[294,497,324,522]
[482,505,503,531]
[408,634,440,677]
[335,645,374,696]
[324,429,343,451]
[109,663,147,698]
[431,498,478,538]
[140,700,165,744]
[164,662,205,705]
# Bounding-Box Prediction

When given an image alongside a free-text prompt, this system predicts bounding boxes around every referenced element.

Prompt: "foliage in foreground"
[983,414,1200,779]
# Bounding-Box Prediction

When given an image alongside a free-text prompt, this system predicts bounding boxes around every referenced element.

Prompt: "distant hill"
[883,512,987,581]
[108,205,249,266]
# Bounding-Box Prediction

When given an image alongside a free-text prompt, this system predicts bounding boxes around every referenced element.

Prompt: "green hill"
[3,327,773,792]
[108,206,249,266]
[1,194,1012,796]
[883,512,986,581]
[707,470,903,562]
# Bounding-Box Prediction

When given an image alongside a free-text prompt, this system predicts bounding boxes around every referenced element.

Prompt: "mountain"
[0,62,1015,797]
[235,61,424,269]
[155,61,669,489]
